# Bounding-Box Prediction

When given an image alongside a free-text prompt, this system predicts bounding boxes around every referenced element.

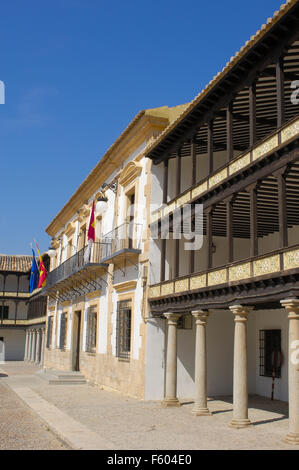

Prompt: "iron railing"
[46,242,108,289]
[27,296,47,320]
[101,222,143,260]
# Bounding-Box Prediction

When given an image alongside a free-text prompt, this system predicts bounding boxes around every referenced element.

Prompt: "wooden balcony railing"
[149,243,299,299]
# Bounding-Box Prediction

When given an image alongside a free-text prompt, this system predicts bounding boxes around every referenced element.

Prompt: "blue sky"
[0,0,284,255]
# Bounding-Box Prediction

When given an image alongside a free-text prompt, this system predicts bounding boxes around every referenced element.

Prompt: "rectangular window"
[259,329,282,378]
[59,313,68,350]
[177,315,193,330]
[86,307,97,353]
[0,306,9,320]
[116,300,132,359]
[46,316,53,349]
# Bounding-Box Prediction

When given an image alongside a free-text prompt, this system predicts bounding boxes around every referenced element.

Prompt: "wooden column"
[247,183,258,257]
[15,274,20,324]
[226,196,234,263]
[161,158,168,283]
[191,137,197,186]
[274,168,288,248]
[176,149,181,196]
[249,81,256,147]
[208,120,214,174]
[173,208,181,279]
[160,239,166,282]
[276,55,285,130]
[189,211,195,275]
[1,274,6,324]
[206,207,213,269]
[163,158,169,204]
[227,101,233,162]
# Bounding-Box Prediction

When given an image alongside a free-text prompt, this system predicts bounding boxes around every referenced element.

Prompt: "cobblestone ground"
[0,373,68,450]
[1,362,297,450]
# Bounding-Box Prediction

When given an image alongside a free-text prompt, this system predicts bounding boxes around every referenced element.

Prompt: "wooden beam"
[249,81,257,147]
[276,55,285,130]
[206,207,213,269]
[176,149,181,196]
[208,120,214,174]
[191,137,197,186]
[226,101,233,162]
[160,239,166,282]
[163,158,169,204]
[274,168,288,248]
[226,196,234,262]
[247,183,258,257]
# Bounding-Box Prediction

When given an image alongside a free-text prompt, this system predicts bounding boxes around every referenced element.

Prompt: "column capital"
[229,305,253,322]
[164,312,181,325]
[280,299,299,319]
[192,310,209,324]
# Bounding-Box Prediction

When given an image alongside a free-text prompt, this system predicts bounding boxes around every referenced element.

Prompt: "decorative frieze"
[253,254,280,276]
[161,282,174,296]
[176,192,191,208]
[283,248,299,270]
[208,269,227,287]
[281,118,299,143]
[192,181,208,199]
[209,168,228,189]
[149,285,161,298]
[190,274,206,290]
[229,262,251,281]
[252,135,278,161]
[175,278,189,293]
[229,153,250,175]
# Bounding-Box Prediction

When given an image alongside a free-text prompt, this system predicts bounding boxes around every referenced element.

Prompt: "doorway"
[71,311,81,371]
[0,337,4,362]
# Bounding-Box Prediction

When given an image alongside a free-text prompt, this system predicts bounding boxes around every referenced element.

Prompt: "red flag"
[87,200,95,242]
[34,240,47,288]
[38,259,47,288]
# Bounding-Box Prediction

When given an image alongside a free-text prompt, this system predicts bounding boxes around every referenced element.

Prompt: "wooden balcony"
[149,244,299,312]
[151,117,299,225]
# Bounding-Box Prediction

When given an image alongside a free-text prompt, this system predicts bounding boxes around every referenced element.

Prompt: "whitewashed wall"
[0,329,25,361]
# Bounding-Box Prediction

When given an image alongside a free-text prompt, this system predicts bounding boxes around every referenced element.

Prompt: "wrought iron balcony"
[46,242,108,291]
[100,222,143,263]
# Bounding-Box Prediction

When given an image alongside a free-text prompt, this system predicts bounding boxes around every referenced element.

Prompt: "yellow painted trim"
[114,280,137,293]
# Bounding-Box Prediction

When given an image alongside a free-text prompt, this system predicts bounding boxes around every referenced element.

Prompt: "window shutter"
[60,314,66,349]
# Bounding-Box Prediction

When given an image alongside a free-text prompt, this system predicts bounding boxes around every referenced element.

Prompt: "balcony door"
[71,311,81,371]
[127,192,135,249]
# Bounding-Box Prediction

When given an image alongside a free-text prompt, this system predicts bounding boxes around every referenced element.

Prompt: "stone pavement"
[0,373,67,450]
[0,362,297,450]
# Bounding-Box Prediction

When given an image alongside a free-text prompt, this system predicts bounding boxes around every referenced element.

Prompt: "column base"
[284,432,299,445]
[229,418,251,428]
[162,398,181,408]
[192,406,212,416]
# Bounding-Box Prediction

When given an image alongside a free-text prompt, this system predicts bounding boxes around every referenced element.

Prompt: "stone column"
[192,310,212,416]
[31,330,36,363]
[229,305,252,428]
[24,330,29,361]
[35,329,41,364]
[40,328,45,366]
[281,299,299,444]
[162,313,181,407]
[28,330,33,362]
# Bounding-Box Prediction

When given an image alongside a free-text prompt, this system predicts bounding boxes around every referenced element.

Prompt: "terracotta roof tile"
[0,255,32,273]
